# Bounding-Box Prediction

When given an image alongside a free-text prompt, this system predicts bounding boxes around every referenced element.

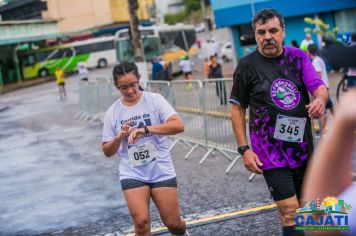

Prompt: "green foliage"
[164,12,186,25]
[304,17,338,41]
[185,0,200,15]
[164,0,205,25]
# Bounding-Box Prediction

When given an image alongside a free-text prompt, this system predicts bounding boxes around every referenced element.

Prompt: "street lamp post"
[128,0,143,62]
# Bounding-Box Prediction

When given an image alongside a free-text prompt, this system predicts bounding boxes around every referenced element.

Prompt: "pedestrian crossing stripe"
[124,203,277,235]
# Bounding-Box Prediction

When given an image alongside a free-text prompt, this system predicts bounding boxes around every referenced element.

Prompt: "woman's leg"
[151,187,187,235]
[123,186,151,236]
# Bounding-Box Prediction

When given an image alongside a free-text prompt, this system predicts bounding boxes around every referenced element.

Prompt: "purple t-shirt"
[230,47,325,170]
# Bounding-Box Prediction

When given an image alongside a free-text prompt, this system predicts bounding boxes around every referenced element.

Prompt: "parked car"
[221,42,233,62]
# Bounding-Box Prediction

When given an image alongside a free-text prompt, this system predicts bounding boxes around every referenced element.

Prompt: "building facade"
[211,0,356,59]
[0,0,155,33]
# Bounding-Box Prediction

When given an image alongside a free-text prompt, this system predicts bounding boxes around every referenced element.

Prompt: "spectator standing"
[307,44,335,133]
[209,55,227,105]
[300,33,314,51]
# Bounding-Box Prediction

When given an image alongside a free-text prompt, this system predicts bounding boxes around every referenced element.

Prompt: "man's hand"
[242,150,264,174]
[305,97,325,119]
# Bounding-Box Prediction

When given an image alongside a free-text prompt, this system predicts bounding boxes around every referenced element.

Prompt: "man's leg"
[263,167,305,236]
[276,195,305,236]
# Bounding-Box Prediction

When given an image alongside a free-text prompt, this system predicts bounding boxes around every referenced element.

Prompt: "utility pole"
[128,0,143,61]
[200,0,209,37]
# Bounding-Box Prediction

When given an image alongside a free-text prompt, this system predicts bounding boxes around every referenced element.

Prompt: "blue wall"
[212,0,356,27]
[230,11,337,59]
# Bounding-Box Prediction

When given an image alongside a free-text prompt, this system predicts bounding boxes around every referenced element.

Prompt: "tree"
[304,17,339,42]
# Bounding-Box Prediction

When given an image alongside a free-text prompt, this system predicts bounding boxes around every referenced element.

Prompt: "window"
[238,24,256,46]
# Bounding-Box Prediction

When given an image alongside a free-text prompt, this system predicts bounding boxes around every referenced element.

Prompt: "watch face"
[238,146,249,154]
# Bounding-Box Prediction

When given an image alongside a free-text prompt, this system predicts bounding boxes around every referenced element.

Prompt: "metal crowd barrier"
[78,77,322,177]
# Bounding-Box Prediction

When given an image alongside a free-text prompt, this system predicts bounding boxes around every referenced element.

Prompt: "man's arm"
[231,103,263,174]
[306,85,328,119]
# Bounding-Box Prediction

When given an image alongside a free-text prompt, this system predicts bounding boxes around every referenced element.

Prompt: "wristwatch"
[238,145,250,155]
[143,125,150,135]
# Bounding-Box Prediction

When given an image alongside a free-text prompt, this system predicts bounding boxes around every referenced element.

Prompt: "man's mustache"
[263,40,277,47]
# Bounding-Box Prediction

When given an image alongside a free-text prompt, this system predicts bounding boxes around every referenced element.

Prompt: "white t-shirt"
[77,64,89,79]
[179,60,193,73]
[102,91,177,182]
[312,56,329,88]
[301,39,314,46]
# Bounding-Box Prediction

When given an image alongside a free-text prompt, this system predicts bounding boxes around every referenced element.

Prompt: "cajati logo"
[295,197,352,231]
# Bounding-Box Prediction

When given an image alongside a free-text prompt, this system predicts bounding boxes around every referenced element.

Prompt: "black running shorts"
[262,163,307,201]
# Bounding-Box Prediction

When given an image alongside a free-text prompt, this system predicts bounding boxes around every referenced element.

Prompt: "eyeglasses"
[117,81,139,91]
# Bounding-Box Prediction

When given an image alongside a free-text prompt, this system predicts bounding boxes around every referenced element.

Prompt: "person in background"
[303,89,356,236]
[204,57,211,79]
[102,61,189,236]
[77,62,89,81]
[209,55,227,105]
[291,40,299,48]
[179,55,193,89]
[54,67,67,100]
[300,33,314,51]
[307,44,335,133]
[160,62,173,81]
[152,57,164,81]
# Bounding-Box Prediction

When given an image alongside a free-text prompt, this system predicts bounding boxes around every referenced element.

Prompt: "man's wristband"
[143,126,150,135]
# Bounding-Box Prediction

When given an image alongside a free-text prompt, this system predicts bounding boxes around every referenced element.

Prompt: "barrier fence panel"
[96,77,114,115]
[144,81,172,104]
[202,78,242,171]
[169,80,211,157]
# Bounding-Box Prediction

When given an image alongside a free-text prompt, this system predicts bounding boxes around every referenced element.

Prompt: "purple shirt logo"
[271,79,300,110]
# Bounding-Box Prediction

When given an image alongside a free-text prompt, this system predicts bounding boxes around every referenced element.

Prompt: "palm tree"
[344,203,352,213]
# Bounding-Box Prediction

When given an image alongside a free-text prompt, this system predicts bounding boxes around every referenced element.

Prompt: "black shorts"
[263,164,307,201]
[121,177,177,191]
[184,72,192,76]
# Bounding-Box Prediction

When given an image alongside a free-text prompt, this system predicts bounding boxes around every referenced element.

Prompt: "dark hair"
[252,8,285,31]
[352,32,356,43]
[291,40,299,48]
[307,44,318,55]
[112,61,143,90]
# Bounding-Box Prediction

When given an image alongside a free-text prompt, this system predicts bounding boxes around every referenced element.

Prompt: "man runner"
[229,8,328,236]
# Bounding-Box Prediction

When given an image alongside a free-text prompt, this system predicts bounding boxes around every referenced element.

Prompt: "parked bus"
[114,24,198,74]
[18,36,116,79]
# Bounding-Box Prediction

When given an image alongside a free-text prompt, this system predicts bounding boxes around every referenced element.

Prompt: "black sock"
[282,226,305,236]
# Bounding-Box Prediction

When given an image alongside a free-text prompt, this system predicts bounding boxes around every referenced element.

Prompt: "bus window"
[116,40,135,62]
[27,54,36,66]
[142,37,161,61]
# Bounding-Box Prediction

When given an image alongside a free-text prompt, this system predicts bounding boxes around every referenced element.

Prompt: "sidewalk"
[0,77,54,95]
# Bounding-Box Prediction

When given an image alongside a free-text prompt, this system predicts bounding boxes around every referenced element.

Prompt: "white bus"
[18,36,116,79]
[114,24,198,74]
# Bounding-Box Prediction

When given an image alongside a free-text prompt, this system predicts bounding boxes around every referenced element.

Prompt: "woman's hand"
[127,128,145,144]
[118,121,136,140]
